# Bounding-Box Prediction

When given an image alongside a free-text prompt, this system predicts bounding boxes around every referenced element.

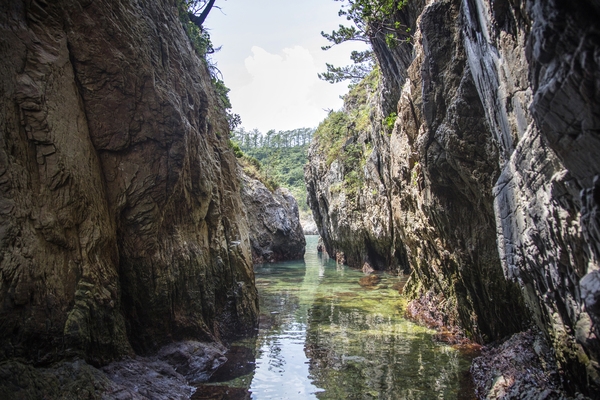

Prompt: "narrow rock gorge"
[306,0,600,396]
[0,0,260,396]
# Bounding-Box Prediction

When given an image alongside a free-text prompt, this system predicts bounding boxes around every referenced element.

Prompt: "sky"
[203,0,368,132]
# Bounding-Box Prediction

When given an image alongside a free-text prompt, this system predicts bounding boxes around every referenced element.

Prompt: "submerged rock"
[239,168,306,263]
[358,275,381,288]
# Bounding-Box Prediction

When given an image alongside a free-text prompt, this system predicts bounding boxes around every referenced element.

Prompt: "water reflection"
[195,236,475,399]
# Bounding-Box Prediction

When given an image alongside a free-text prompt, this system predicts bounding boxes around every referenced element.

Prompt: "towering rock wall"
[464,0,600,392]
[306,0,600,394]
[386,0,529,343]
[0,0,258,368]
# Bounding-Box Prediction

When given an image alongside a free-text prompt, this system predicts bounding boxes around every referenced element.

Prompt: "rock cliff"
[306,71,403,271]
[239,167,306,264]
[306,0,600,395]
[0,0,258,388]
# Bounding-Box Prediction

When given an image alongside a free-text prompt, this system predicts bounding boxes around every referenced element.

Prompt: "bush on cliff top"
[312,68,379,203]
[314,68,378,167]
[177,0,241,130]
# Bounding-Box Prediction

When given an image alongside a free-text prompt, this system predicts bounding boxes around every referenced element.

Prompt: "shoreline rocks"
[0,341,229,400]
[471,330,591,400]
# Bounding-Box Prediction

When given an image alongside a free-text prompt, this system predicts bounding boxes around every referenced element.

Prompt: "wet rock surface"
[471,330,590,400]
[239,168,305,263]
[191,386,251,400]
[206,345,255,383]
[358,274,381,288]
[0,341,228,399]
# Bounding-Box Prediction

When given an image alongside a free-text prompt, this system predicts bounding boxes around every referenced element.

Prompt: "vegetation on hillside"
[313,68,380,203]
[230,128,315,214]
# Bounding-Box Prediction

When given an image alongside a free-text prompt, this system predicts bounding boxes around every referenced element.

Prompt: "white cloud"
[229,45,345,132]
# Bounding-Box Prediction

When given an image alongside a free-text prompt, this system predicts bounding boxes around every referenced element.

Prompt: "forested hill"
[231,127,315,214]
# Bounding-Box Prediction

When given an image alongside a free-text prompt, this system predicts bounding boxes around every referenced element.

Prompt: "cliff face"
[239,168,306,264]
[306,0,600,394]
[464,0,600,392]
[305,72,405,272]
[387,0,529,344]
[0,0,258,370]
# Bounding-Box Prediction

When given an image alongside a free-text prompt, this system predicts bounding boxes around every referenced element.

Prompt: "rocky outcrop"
[305,73,408,273]
[0,0,257,387]
[1,340,228,399]
[239,168,305,263]
[464,0,600,394]
[306,0,600,395]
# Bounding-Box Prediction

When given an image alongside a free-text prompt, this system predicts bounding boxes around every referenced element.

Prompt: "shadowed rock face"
[239,168,306,264]
[306,0,600,394]
[0,0,258,369]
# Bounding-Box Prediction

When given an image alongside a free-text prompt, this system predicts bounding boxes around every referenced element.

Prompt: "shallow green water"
[195,236,475,399]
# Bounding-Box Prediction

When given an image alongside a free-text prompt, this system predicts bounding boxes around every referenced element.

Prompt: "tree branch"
[188,0,216,29]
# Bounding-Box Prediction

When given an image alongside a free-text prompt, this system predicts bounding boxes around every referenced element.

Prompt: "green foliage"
[319,61,372,84]
[319,0,412,84]
[213,78,241,130]
[228,139,244,158]
[231,127,316,211]
[213,79,232,109]
[335,0,409,33]
[384,112,397,131]
[314,111,349,167]
[177,1,241,131]
[319,49,375,84]
[341,143,365,196]
[177,1,214,57]
[240,156,279,192]
[315,69,378,167]
[344,169,363,197]
[230,139,279,192]
[411,162,419,187]
[313,69,382,204]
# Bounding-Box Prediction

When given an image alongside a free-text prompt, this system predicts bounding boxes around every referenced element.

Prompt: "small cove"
[194,235,476,399]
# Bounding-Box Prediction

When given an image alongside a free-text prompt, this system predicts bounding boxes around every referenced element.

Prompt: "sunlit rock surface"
[306,0,600,395]
[0,0,258,396]
[305,74,407,273]
[239,168,306,263]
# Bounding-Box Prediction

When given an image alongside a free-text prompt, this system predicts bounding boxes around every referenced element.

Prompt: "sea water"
[193,235,475,400]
